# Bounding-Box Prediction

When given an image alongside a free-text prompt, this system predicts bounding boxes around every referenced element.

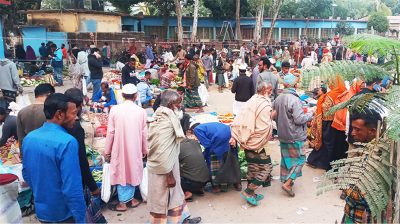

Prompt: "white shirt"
[311,51,318,64]
[301,57,315,68]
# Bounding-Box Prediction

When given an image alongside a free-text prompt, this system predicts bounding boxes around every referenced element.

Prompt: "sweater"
[231,74,255,102]
[201,55,213,71]
[87,54,103,79]
[121,64,140,86]
[0,59,23,92]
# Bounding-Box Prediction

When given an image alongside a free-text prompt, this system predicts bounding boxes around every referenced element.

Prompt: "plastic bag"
[96,125,108,137]
[16,94,31,109]
[198,84,209,106]
[139,167,148,202]
[214,146,241,184]
[101,161,111,203]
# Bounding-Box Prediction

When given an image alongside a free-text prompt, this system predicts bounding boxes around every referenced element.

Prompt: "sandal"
[193,191,205,196]
[108,204,127,212]
[291,181,294,186]
[241,193,258,205]
[185,197,194,202]
[282,186,295,197]
[187,217,202,223]
[255,194,264,201]
[340,191,347,200]
[204,186,220,195]
[127,200,141,208]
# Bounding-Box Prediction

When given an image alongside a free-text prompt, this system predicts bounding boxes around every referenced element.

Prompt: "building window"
[144,26,166,39]
[281,28,299,40]
[169,26,190,41]
[272,28,279,40]
[240,28,254,40]
[321,28,335,39]
[197,27,214,40]
[306,28,318,39]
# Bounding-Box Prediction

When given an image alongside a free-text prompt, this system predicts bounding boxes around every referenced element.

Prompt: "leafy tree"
[369,0,392,16]
[182,0,212,17]
[295,0,332,35]
[106,0,141,14]
[203,0,249,20]
[278,0,299,18]
[367,12,390,33]
[145,0,176,39]
[335,21,355,37]
[1,0,37,37]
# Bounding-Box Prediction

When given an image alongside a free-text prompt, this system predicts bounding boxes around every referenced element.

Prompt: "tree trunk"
[33,0,42,10]
[266,0,283,45]
[236,0,242,42]
[174,0,183,45]
[191,0,199,42]
[254,6,263,44]
[163,15,169,41]
[303,12,310,38]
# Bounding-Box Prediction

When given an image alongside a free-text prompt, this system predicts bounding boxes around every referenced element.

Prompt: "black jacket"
[88,54,103,79]
[231,74,255,102]
[121,64,139,86]
[0,115,18,146]
[65,120,98,192]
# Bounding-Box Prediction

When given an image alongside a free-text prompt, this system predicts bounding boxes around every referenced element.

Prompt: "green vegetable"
[91,169,103,182]
[238,145,248,179]
[169,64,177,69]
[86,145,99,158]
[150,79,160,87]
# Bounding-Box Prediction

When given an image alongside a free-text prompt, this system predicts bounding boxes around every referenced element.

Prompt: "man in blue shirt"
[137,78,153,108]
[145,42,154,69]
[92,82,117,113]
[22,93,86,223]
[50,44,64,86]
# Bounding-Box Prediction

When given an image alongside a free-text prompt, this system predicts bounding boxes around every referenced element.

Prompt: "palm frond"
[342,34,400,59]
[325,93,386,116]
[299,61,390,90]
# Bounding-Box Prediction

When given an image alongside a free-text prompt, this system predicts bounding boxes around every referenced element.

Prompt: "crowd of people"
[0,35,390,224]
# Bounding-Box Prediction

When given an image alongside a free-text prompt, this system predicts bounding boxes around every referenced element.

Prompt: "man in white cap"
[105,83,148,211]
[231,64,254,115]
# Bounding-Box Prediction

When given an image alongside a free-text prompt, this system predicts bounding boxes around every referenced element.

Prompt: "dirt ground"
[23,77,346,223]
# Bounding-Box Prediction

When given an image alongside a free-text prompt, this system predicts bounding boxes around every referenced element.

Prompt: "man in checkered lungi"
[147,90,201,224]
[273,74,314,197]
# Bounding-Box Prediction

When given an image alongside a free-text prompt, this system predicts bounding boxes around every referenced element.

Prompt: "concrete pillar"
[318,28,321,39]
[279,27,281,42]
[299,28,302,39]
[133,19,138,32]
[167,26,170,42]
[354,28,357,35]
[213,21,216,41]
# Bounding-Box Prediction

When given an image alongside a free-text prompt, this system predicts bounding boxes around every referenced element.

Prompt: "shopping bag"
[198,84,209,106]
[214,145,241,184]
[85,187,107,224]
[16,94,31,109]
[139,167,148,202]
[101,161,111,203]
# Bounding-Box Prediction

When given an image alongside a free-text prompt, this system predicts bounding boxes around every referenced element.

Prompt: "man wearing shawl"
[307,76,347,171]
[230,81,276,205]
[69,56,86,94]
[274,74,314,197]
[147,90,201,224]
[187,122,241,194]
[184,54,204,113]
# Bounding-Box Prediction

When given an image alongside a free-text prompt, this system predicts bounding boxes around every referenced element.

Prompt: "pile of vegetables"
[169,64,178,69]
[176,76,182,82]
[20,78,46,87]
[238,146,248,179]
[150,79,160,87]
[86,145,99,161]
[92,169,103,182]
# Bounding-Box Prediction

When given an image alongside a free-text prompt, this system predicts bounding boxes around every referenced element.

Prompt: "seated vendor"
[227,65,238,82]
[152,61,160,69]
[179,138,210,201]
[0,107,18,147]
[92,82,117,113]
[137,78,154,108]
[160,70,178,89]
[159,62,168,77]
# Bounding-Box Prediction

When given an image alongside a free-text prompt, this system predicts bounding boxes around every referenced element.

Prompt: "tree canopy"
[335,21,355,36]
[367,12,390,33]
[203,0,249,20]
[105,0,141,14]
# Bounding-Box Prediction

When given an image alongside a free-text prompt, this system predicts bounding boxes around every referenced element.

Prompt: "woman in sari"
[307,76,347,170]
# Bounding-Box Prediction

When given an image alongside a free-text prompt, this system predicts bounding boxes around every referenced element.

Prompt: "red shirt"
[130,44,136,55]
[61,48,67,59]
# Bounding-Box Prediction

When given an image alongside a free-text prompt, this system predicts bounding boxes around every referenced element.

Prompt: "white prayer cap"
[239,64,247,71]
[122,84,137,94]
[189,118,201,129]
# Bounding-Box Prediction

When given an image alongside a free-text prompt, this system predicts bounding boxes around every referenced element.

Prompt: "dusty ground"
[22,77,345,223]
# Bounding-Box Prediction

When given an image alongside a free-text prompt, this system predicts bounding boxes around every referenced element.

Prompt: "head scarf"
[311,75,347,150]
[283,73,300,88]
[25,45,36,61]
[331,80,363,131]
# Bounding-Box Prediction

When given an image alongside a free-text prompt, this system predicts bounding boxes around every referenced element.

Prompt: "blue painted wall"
[140,16,367,29]
[86,19,98,32]
[22,27,47,56]
[0,17,4,59]
[22,28,67,57]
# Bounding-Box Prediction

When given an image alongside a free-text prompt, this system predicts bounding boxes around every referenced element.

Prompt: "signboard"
[0,0,11,5]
